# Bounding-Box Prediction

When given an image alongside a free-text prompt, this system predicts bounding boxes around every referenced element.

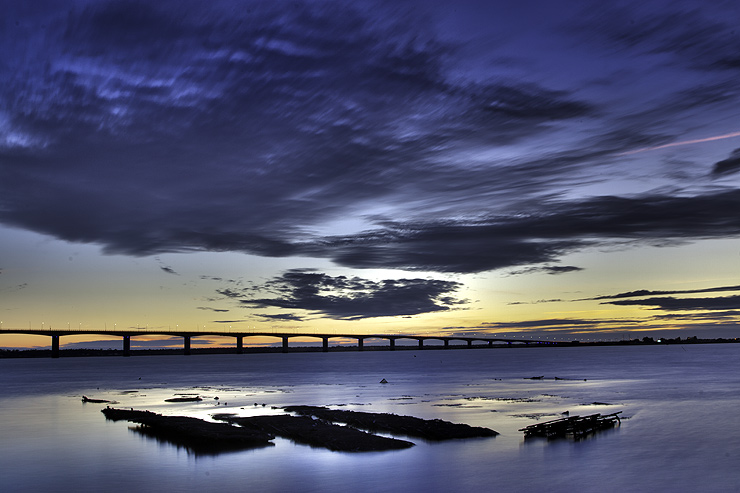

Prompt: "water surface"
[1,344,738,492]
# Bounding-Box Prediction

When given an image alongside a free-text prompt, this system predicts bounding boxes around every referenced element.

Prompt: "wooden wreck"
[519,412,622,439]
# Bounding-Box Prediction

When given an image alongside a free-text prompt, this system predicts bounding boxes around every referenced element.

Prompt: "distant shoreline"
[1,337,738,358]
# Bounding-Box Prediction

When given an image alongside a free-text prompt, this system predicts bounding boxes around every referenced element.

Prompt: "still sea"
[1,344,739,492]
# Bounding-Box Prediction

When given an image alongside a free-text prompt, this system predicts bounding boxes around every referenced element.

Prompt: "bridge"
[0,328,559,358]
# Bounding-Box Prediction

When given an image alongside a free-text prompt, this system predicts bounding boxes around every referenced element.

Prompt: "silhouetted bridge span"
[0,328,562,358]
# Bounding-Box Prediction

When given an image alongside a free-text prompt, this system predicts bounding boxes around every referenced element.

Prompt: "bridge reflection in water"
[0,328,559,358]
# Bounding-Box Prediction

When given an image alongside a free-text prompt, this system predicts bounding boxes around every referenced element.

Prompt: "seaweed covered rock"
[101,408,273,451]
[217,414,414,452]
[283,405,498,440]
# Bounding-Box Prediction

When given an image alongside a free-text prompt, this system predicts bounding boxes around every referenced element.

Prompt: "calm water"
[1,344,739,492]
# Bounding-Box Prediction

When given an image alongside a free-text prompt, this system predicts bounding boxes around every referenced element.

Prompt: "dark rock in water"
[164,396,202,402]
[379,378,388,384]
[101,408,273,452]
[283,405,498,440]
[216,414,413,452]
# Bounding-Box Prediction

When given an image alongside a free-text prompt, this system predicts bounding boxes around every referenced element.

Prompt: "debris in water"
[164,396,202,402]
[82,395,115,404]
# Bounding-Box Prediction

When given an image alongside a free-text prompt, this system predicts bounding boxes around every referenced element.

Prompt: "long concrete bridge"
[0,328,559,358]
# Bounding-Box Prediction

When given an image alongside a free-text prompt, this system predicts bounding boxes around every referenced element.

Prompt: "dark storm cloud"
[301,224,584,273]
[225,269,466,320]
[2,1,739,276]
[295,189,740,273]
[196,306,230,313]
[604,295,740,311]
[0,1,592,261]
[712,148,740,176]
[574,4,740,71]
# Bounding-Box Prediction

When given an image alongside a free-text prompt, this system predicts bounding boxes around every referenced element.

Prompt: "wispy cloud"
[604,295,740,311]
[586,284,740,301]
[196,306,229,313]
[712,148,740,176]
[506,265,583,276]
[0,282,28,293]
[155,257,179,275]
[258,313,306,322]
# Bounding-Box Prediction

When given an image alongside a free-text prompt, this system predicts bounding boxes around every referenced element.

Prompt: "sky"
[2,0,740,349]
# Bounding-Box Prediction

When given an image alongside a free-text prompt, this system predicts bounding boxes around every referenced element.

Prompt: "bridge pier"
[236,336,243,354]
[282,336,289,353]
[123,336,131,357]
[322,337,329,352]
[183,336,191,355]
[489,340,493,346]
[389,338,395,351]
[467,340,473,347]
[418,339,424,348]
[444,339,450,349]
[357,338,364,351]
[51,335,60,358]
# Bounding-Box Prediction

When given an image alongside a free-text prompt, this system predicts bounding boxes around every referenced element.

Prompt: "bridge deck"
[0,329,559,357]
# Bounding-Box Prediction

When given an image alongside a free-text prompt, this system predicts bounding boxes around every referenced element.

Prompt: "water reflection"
[127,424,274,456]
